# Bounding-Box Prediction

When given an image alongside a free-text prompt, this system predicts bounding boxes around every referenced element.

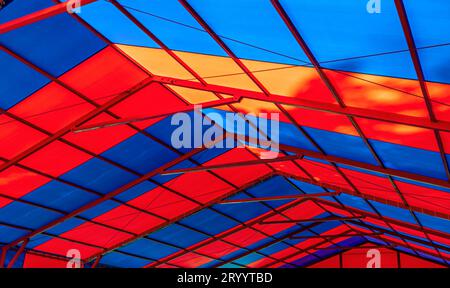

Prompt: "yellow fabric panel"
[116,44,196,80]
[241,59,317,97]
[174,51,261,92]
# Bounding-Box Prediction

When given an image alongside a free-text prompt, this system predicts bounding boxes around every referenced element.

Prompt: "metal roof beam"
[151,75,450,133]
[0,0,98,34]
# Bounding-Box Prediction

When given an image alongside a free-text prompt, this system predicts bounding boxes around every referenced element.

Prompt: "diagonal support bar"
[260,216,365,225]
[219,192,341,204]
[152,75,450,132]
[0,0,98,34]
[290,232,382,240]
[162,155,303,175]
[73,95,242,132]
[6,239,29,268]
[0,247,6,268]
[3,146,206,250]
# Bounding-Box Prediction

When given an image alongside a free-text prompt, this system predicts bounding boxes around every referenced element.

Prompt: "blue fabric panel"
[147,223,208,248]
[233,252,265,266]
[60,158,138,195]
[415,212,450,234]
[179,209,239,235]
[46,218,85,236]
[99,251,151,268]
[336,194,376,214]
[0,202,60,229]
[78,0,158,48]
[78,200,120,219]
[404,0,450,83]
[0,224,29,243]
[119,238,180,259]
[102,133,179,174]
[0,0,52,24]
[278,0,417,79]
[22,181,99,213]
[304,127,378,165]
[369,200,417,224]
[118,0,227,56]
[187,0,309,65]
[370,139,447,180]
[0,50,50,109]
[0,5,106,76]
[115,181,157,202]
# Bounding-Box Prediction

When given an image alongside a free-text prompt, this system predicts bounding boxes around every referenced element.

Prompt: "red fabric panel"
[20,141,91,177]
[339,167,402,202]
[23,253,69,268]
[93,205,165,234]
[167,252,213,268]
[59,47,148,103]
[394,180,450,216]
[284,107,358,136]
[165,171,233,204]
[110,83,188,130]
[342,247,397,268]
[195,240,239,259]
[269,160,309,178]
[0,197,12,209]
[128,187,199,219]
[0,166,50,199]
[356,118,438,151]
[200,148,272,187]
[294,159,352,189]
[222,228,267,247]
[309,255,340,268]
[400,253,445,268]
[34,238,102,260]
[0,114,47,159]
[325,70,427,118]
[9,82,95,133]
[63,113,137,154]
[57,223,131,248]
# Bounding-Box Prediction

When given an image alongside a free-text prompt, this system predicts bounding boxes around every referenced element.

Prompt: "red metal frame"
[73,96,242,132]
[6,239,28,268]
[278,171,450,220]
[218,192,341,204]
[290,233,382,240]
[0,0,98,34]
[259,216,365,225]
[161,155,302,175]
[0,0,447,267]
[394,0,450,181]
[151,75,450,132]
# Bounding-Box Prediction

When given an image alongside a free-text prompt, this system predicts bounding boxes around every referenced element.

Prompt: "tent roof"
[0,0,449,268]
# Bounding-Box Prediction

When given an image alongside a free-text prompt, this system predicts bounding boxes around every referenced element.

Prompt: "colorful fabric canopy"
[0,0,449,268]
